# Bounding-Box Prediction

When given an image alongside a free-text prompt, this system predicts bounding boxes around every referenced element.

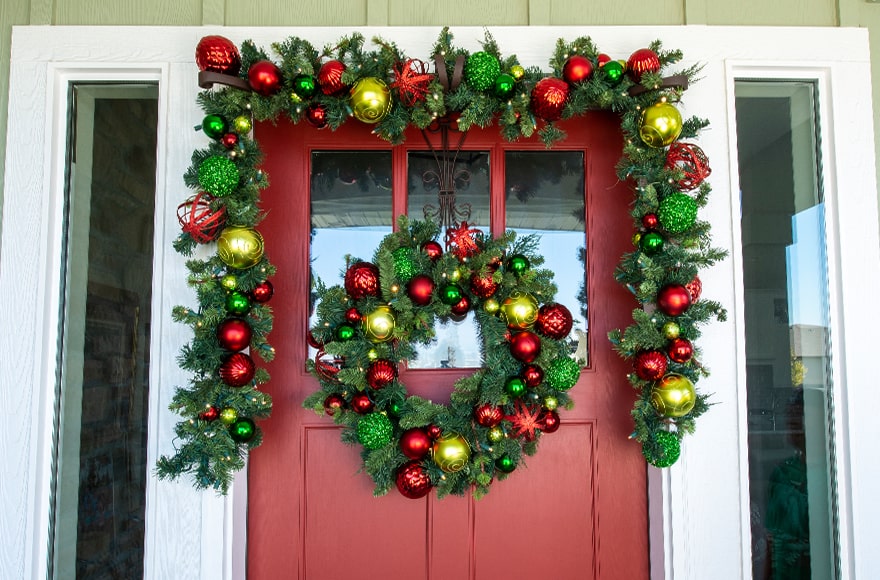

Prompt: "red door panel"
[250,112,647,579]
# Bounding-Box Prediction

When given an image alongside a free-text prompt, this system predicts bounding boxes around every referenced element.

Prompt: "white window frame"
[2,25,878,580]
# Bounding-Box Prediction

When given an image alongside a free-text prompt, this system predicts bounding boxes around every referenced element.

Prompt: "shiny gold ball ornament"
[484,298,500,314]
[639,102,683,148]
[650,373,697,417]
[232,115,252,134]
[217,226,265,269]
[510,65,525,80]
[349,77,392,124]
[499,292,538,329]
[662,321,681,339]
[432,432,471,473]
[219,407,238,425]
[363,305,396,343]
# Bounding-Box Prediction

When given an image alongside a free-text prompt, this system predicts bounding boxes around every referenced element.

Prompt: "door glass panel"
[735,81,838,580]
[505,151,586,362]
[406,150,490,368]
[51,84,158,579]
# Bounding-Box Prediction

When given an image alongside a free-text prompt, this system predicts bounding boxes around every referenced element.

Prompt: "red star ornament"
[445,222,483,261]
[504,399,544,441]
[391,58,434,106]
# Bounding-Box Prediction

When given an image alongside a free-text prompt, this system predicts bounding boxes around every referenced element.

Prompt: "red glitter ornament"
[366,359,397,389]
[421,240,443,261]
[177,192,226,244]
[199,406,220,422]
[445,222,483,260]
[344,307,362,324]
[657,284,692,317]
[306,104,329,128]
[396,460,432,499]
[344,261,380,299]
[318,60,348,95]
[400,428,432,459]
[540,410,561,433]
[627,48,661,82]
[522,364,544,388]
[474,404,504,427]
[450,295,471,317]
[217,318,252,352]
[392,58,434,106]
[469,272,498,298]
[685,276,703,302]
[510,331,541,363]
[667,337,694,363]
[665,143,711,190]
[195,35,241,75]
[426,424,442,440]
[350,392,374,414]
[219,352,256,387]
[251,280,274,303]
[535,303,574,340]
[247,60,282,96]
[562,55,594,84]
[323,394,345,416]
[531,77,569,122]
[634,350,668,381]
[407,274,435,306]
[642,213,659,230]
[504,400,543,441]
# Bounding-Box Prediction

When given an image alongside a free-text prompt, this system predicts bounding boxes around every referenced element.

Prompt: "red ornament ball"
[177,192,226,244]
[535,303,574,340]
[396,460,432,499]
[642,213,659,230]
[350,392,374,414]
[195,35,241,75]
[366,359,397,389]
[510,331,542,363]
[199,406,220,422]
[251,280,274,303]
[426,424,442,440]
[217,317,252,352]
[344,307,362,324]
[220,132,239,150]
[562,55,594,84]
[665,142,711,191]
[540,410,561,433]
[344,261,380,299]
[219,352,256,387]
[247,60,282,96]
[450,295,471,316]
[522,364,544,388]
[318,60,348,95]
[400,428,432,459]
[531,77,570,122]
[474,404,504,427]
[667,337,694,363]
[306,104,329,129]
[421,240,443,261]
[634,350,668,381]
[407,274,435,306]
[323,394,345,416]
[597,53,611,66]
[469,272,498,298]
[685,276,703,302]
[657,284,692,317]
[627,48,661,82]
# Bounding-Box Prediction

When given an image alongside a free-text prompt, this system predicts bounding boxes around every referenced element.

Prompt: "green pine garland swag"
[156,27,727,494]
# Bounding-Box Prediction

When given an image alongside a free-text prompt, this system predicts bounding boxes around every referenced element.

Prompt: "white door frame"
[2,25,878,580]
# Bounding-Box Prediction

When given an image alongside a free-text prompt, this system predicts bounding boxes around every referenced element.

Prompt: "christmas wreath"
[156,28,727,494]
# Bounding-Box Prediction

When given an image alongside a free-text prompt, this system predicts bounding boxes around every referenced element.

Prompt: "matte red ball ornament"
[657,284,692,317]
[407,274,435,306]
[366,359,397,389]
[396,460,432,499]
[667,337,694,363]
[350,392,374,414]
[199,406,220,422]
[344,307,362,324]
[469,272,498,298]
[426,424,442,440]
[421,240,443,261]
[344,261,380,299]
[531,77,570,122]
[562,55,594,84]
[634,350,668,381]
[177,192,226,244]
[195,35,241,75]
[318,60,348,95]
[535,303,574,340]
[251,280,274,303]
[219,352,256,387]
[306,104,329,128]
[217,318,252,352]
[627,48,661,82]
[522,364,544,388]
[323,394,345,416]
[247,60,282,96]
[400,428,432,459]
[510,331,542,363]
[685,276,703,302]
[540,410,561,433]
[474,404,504,427]
[450,295,471,316]
[642,213,659,230]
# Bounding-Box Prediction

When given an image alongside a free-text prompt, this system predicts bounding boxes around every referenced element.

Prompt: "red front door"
[249,113,647,579]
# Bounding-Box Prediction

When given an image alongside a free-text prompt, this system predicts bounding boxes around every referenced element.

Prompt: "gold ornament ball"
[500,292,539,329]
[510,65,525,80]
[448,268,461,282]
[543,396,559,411]
[363,305,396,343]
[662,321,681,339]
[217,226,265,269]
[432,432,471,473]
[487,426,505,443]
[349,77,392,124]
[220,274,238,291]
[650,373,697,417]
[639,102,683,148]
[484,298,500,314]
[367,348,379,361]
[219,407,238,425]
[232,115,252,134]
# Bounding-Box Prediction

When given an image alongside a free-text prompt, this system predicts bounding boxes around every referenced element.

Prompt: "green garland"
[156,28,727,494]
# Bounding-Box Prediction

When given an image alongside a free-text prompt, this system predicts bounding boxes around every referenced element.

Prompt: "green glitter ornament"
[392,247,418,282]
[202,114,227,140]
[229,417,256,443]
[546,357,580,391]
[357,413,393,450]
[198,155,239,197]
[494,73,516,99]
[658,192,698,233]
[225,291,251,315]
[465,51,501,91]
[495,454,516,473]
[639,231,665,255]
[292,74,318,99]
[599,60,625,85]
[642,430,681,468]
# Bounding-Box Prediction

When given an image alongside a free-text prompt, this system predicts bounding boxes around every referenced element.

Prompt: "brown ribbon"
[434,54,465,91]
[628,74,689,97]
[198,71,252,91]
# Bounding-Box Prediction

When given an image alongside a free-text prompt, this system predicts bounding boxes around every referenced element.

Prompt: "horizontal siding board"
[706,0,836,25]
[56,0,201,25]
[225,0,368,26]
[388,0,529,26]
[549,0,683,25]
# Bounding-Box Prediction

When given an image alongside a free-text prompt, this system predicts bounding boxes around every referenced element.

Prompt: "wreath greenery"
[155,27,727,494]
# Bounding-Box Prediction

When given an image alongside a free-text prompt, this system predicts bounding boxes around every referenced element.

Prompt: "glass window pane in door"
[735,81,838,580]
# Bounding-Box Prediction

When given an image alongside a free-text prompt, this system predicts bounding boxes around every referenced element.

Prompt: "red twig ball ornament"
[219,352,256,387]
[366,359,397,389]
[685,275,703,302]
[667,337,694,363]
[657,284,692,317]
[535,303,574,340]
[665,143,711,190]
[177,192,226,244]
[626,48,661,82]
[318,60,348,95]
[217,318,252,352]
[195,35,241,75]
[562,55,594,84]
[344,261,380,299]
[396,460,432,499]
[251,280,274,303]
[510,331,542,363]
[634,350,668,381]
[531,77,570,122]
[247,60,282,96]
[400,428,432,459]
[474,403,504,427]
[406,274,435,306]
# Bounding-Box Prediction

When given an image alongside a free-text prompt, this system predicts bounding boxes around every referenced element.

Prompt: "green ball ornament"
[642,431,681,468]
[599,60,625,84]
[465,51,501,91]
[293,74,318,99]
[487,426,505,443]
[507,254,530,275]
[494,73,516,99]
[198,155,239,197]
[357,413,393,450]
[495,454,516,473]
[229,417,256,443]
[662,321,681,340]
[546,357,580,391]
[543,396,559,411]
[392,247,418,282]
[440,284,463,306]
[335,324,356,341]
[220,274,238,291]
[658,192,698,233]
[639,231,665,255]
[232,115,252,134]
[219,407,238,425]
[202,114,227,140]
[225,291,251,315]
[505,377,527,398]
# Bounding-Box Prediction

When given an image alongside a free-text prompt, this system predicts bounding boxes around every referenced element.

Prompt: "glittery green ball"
[599,60,625,85]
[229,417,256,443]
[546,357,580,391]
[639,231,665,255]
[198,155,239,197]
[658,192,698,233]
[465,51,501,91]
[392,247,418,282]
[357,413,393,450]
[642,431,681,468]
[494,73,516,99]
